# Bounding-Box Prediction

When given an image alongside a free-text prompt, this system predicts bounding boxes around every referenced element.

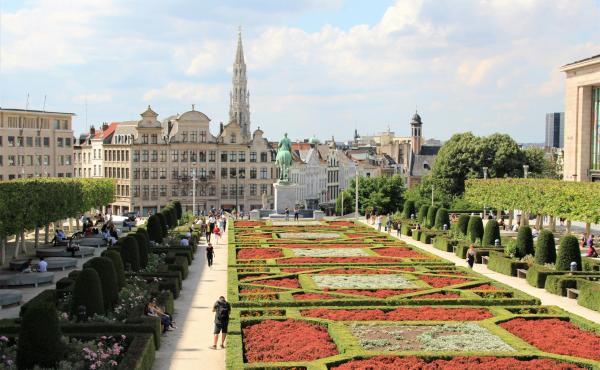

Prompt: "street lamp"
[523,164,529,179]
[354,164,359,219]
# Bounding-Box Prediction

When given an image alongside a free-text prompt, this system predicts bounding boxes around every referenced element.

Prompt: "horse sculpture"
[275,133,292,183]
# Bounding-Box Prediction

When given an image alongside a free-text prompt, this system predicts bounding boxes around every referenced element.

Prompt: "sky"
[1,0,599,143]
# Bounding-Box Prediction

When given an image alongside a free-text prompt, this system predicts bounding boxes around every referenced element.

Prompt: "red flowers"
[374,247,430,259]
[331,356,585,370]
[333,289,419,298]
[329,221,356,227]
[412,292,461,299]
[237,248,283,259]
[235,221,263,227]
[253,278,301,289]
[293,293,337,300]
[467,284,499,291]
[243,319,338,362]
[499,318,600,361]
[240,287,277,294]
[419,275,470,288]
[280,257,400,264]
[302,307,492,321]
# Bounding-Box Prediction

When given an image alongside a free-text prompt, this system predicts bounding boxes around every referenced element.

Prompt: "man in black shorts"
[211,296,231,349]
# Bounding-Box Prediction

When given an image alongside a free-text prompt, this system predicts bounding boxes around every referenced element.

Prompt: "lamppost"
[523,164,529,179]
[354,164,359,219]
[191,169,197,216]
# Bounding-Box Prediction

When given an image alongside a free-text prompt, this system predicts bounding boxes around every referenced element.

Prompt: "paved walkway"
[153,231,228,370]
[361,220,600,324]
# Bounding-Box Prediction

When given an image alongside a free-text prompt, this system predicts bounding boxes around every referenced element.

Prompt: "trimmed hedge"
[433,208,449,230]
[83,257,119,310]
[132,232,149,269]
[119,235,141,272]
[426,206,438,228]
[146,215,163,244]
[417,205,429,223]
[71,268,105,318]
[402,200,416,219]
[467,216,483,244]
[535,229,556,265]
[19,289,56,318]
[487,251,528,277]
[173,200,183,220]
[457,214,470,236]
[156,212,169,237]
[401,224,412,236]
[545,274,580,296]
[17,302,64,370]
[556,235,582,271]
[102,250,126,289]
[526,264,563,288]
[578,279,600,311]
[482,220,500,246]
[515,226,534,258]
[433,236,457,252]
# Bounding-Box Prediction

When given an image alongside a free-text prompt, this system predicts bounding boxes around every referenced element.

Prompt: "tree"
[173,200,183,220]
[556,235,581,271]
[467,216,484,244]
[522,147,560,179]
[17,302,64,370]
[336,175,405,215]
[402,200,416,219]
[335,191,354,215]
[482,220,501,246]
[515,226,534,258]
[417,205,429,223]
[535,230,556,265]
[133,230,150,268]
[118,236,141,271]
[434,208,450,230]
[156,212,169,237]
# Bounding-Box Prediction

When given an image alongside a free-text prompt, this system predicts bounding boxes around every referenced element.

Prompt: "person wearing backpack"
[211,296,231,349]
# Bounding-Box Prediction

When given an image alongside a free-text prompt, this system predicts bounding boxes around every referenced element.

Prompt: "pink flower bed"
[302,307,492,321]
[419,275,470,288]
[280,244,371,249]
[316,267,414,274]
[374,248,430,259]
[332,289,419,298]
[280,257,400,264]
[253,278,301,289]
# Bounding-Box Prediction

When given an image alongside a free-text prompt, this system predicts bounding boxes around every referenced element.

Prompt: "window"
[141,134,148,144]
[133,168,140,179]
[160,150,167,162]
[208,168,216,180]
[230,134,236,144]
[221,185,227,197]
[230,184,237,196]
[35,137,41,147]
[209,185,216,196]
[250,151,257,162]
[239,168,246,178]
[36,155,42,166]
[160,168,167,179]
[190,150,197,162]
[199,168,207,178]
[151,150,158,162]
[229,151,237,162]
[199,151,206,162]
[181,150,188,162]
[250,184,257,196]
[190,132,197,142]
[160,185,167,197]
[260,184,268,196]
[141,150,149,162]
[260,167,268,179]
[142,186,149,199]
[200,131,206,142]
[8,136,15,147]
[171,150,179,162]
[151,185,158,199]
[209,151,216,162]
[151,134,158,144]
[172,185,179,196]
[260,152,268,162]
[239,151,246,162]
[181,131,188,143]
[43,137,50,147]
[199,185,207,196]
[171,169,179,180]
[221,151,228,162]
[65,155,72,165]
[26,137,33,147]
[8,155,15,166]
[17,136,24,147]
[238,185,244,196]
[43,155,50,166]
[53,120,61,129]
[133,186,140,197]
[65,138,71,147]
[250,168,257,179]
[230,167,237,179]
[151,168,158,179]
[0,136,2,146]
[133,150,140,162]
[221,168,228,179]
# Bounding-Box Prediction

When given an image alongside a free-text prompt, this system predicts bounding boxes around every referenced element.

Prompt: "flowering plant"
[419,275,470,288]
[113,277,151,321]
[237,248,283,259]
[302,307,492,321]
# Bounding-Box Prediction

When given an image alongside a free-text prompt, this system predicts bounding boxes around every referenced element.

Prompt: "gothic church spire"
[229,28,251,138]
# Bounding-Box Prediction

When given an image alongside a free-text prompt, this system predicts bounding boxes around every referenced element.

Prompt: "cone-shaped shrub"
[482,220,501,246]
[457,214,470,235]
[163,206,175,229]
[119,235,141,271]
[515,226,534,258]
[556,235,581,271]
[156,212,168,237]
[467,216,484,244]
[418,205,429,224]
[434,208,450,230]
[133,231,149,268]
[426,206,438,228]
[71,268,104,317]
[102,250,126,289]
[17,302,64,370]
[174,200,183,219]
[402,200,416,219]
[83,257,119,310]
[535,230,557,265]
[147,214,163,243]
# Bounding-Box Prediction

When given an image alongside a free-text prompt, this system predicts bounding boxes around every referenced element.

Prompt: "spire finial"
[192,104,195,111]
[238,25,242,37]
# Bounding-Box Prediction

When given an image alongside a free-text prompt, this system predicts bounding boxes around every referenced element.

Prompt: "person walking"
[285,207,290,221]
[466,245,476,269]
[294,207,299,221]
[386,216,392,233]
[207,214,216,242]
[376,215,383,232]
[206,243,215,267]
[222,215,227,231]
[213,224,221,244]
[211,296,231,349]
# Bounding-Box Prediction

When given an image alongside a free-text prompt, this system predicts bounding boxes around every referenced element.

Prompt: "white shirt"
[37,260,48,272]
[208,216,216,224]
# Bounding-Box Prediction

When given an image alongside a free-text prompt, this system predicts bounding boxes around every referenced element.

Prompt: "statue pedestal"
[273,181,297,212]
[249,210,260,220]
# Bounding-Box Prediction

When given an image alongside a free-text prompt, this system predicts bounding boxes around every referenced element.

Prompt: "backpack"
[216,301,230,321]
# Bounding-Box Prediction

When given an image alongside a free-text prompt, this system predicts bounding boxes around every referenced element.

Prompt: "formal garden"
[0,179,202,370]
[226,219,600,369]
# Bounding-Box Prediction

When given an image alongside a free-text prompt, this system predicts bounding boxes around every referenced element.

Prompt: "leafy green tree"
[434,208,450,230]
[17,302,64,370]
[335,191,354,215]
[523,147,560,179]
[337,175,405,215]
[535,230,556,265]
[482,220,501,246]
[467,216,484,244]
[515,226,534,258]
[556,235,581,271]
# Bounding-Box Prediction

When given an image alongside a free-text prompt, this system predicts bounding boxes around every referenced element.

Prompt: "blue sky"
[1,0,599,142]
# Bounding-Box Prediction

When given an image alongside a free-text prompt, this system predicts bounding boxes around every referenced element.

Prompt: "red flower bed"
[280,244,371,249]
[302,306,492,321]
[293,293,337,300]
[237,248,283,260]
[240,287,278,294]
[316,267,414,275]
[331,356,584,370]
[239,274,271,281]
[238,233,272,239]
[329,221,356,227]
[467,284,499,291]
[281,268,315,273]
[412,292,461,299]
[332,289,419,298]
[499,318,600,361]
[280,257,399,264]
[374,248,430,259]
[235,221,263,227]
[243,319,338,362]
[253,278,301,289]
[419,275,470,288]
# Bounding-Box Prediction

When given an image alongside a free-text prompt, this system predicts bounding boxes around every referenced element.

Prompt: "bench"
[517,269,528,279]
[9,257,77,271]
[36,246,95,259]
[0,272,54,287]
[0,290,22,308]
[567,288,580,299]
[481,256,489,265]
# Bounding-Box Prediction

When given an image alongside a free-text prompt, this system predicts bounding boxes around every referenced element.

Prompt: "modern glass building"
[545,112,564,149]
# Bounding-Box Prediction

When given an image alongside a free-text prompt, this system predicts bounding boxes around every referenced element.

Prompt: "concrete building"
[545,112,564,149]
[0,108,74,180]
[561,54,600,181]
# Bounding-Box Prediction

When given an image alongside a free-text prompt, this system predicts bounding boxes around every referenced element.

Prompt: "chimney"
[89,125,96,136]
[102,122,109,131]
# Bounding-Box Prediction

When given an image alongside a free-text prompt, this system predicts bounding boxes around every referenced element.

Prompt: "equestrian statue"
[275,133,292,183]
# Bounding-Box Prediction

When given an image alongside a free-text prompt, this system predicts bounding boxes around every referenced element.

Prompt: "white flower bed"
[292,248,369,257]
[312,274,417,289]
[279,232,340,239]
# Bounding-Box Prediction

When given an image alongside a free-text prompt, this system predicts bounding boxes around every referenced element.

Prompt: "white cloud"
[72,92,113,104]
[143,81,226,104]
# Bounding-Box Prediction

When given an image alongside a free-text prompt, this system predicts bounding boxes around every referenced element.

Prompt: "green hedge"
[426,206,438,228]
[526,264,564,288]
[412,229,422,241]
[119,235,141,272]
[146,215,163,244]
[116,334,155,370]
[156,212,169,237]
[535,229,556,265]
[433,236,457,252]
[418,205,429,224]
[401,224,412,236]
[434,208,449,230]
[583,257,600,272]
[102,250,126,289]
[515,226,534,258]
[467,216,483,244]
[487,251,528,277]
[457,214,470,236]
[17,302,64,370]
[482,220,500,246]
[71,268,105,317]
[557,235,582,271]
[83,257,119,310]
[402,200,415,219]
[20,289,56,318]
[578,279,600,311]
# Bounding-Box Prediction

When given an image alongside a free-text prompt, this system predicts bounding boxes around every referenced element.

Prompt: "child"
[213,224,221,244]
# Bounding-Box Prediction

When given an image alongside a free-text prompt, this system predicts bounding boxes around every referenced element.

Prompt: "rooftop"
[561,53,600,71]
[0,107,75,115]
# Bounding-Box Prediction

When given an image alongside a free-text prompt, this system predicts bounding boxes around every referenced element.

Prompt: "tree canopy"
[336,175,404,215]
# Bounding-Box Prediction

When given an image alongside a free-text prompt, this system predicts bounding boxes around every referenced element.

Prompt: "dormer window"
[231,134,236,144]
[142,134,148,144]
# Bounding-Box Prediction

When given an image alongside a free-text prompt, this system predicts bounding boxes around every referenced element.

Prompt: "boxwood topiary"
[173,200,183,220]
[434,208,450,230]
[467,216,483,244]
[71,268,105,318]
[482,220,501,246]
[119,235,141,271]
[556,235,581,271]
[83,257,119,310]
[535,229,556,265]
[457,214,470,236]
[17,302,64,370]
[163,206,176,229]
[147,214,163,243]
[133,230,150,268]
[402,200,416,219]
[418,205,429,224]
[426,206,438,228]
[101,249,126,289]
[156,212,168,237]
[515,226,534,258]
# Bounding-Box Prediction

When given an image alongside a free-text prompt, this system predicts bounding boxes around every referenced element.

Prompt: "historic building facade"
[0,108,74,180]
